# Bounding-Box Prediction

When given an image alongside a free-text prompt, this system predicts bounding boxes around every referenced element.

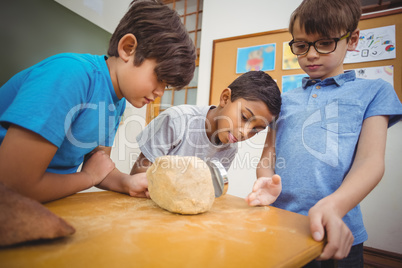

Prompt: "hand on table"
[124,172,150,198]
[308,200,354,260]
[245,174,282,206]
[81,150,115,186]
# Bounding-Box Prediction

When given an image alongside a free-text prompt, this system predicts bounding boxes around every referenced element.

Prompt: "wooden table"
[0,191,324,267]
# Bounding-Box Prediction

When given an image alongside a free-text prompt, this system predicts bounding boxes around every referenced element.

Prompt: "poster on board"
[282,41,300,70]
[281,74,306,93]
[344,25,396,64]
[236,44,276,73]
[349,65,394,86]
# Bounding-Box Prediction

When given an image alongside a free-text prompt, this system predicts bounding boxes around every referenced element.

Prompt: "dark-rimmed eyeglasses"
[289,32,351,56]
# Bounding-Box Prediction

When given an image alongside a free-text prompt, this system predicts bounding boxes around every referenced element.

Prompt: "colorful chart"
[236,44,276,73]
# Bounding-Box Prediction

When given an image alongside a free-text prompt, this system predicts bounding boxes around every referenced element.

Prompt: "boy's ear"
[219,88,232,107]
[347,29,360,51]
[117,34,138,62]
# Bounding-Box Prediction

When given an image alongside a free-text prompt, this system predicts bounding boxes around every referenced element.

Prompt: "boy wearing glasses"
[246,0,402,266]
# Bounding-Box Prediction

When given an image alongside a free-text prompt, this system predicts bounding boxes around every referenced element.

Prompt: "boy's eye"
[252,127,265,134]
[241,114,248,121]
[295,43,307,49]
[317,40,334,47]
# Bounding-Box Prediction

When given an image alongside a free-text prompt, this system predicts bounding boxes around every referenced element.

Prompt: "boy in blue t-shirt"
[246,0,402,266]
[0,0,196,203]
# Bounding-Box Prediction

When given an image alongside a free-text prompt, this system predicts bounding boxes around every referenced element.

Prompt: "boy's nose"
[306,46,320,58]
[239,127,252,140]
[153,85,165,98]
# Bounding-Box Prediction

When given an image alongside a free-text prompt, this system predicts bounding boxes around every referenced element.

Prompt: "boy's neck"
[105,56,123,99]
[310,68,345,81]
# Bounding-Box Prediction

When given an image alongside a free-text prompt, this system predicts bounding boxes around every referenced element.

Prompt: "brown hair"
[108,0,196,89]
[289,0,362,37]
[229,71,281,117]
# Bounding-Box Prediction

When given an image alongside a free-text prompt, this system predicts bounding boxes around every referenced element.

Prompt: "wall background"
[0,0,112,86]
[1,0,401,255]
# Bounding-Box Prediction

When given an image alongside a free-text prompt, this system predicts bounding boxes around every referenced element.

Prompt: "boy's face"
[116,57,166,108]
[215,98,273,144]
[291,18,358,80]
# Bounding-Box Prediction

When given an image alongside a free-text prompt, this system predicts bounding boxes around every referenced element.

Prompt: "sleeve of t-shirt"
[136,109,183,163]
[221,145,239,171]
[364,79,402,127]
[0,57,90,147]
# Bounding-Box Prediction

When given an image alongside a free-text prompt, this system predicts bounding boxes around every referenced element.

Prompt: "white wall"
[55,0,132,33]
[361,122,402,253]
[111,103,147,174]
[197,0,402,254]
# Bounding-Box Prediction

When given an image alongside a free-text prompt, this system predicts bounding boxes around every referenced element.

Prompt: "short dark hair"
[108,0,196,89]
[228,71,282,117]
[289,0,361,37]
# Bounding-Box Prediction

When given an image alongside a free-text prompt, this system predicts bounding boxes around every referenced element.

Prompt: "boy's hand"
[124,173,150,198]
[245,175,282,206]
[81,150,115,186]
[308,200,354,260]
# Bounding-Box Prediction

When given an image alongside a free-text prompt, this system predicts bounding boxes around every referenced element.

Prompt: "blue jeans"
[303,243,364,268]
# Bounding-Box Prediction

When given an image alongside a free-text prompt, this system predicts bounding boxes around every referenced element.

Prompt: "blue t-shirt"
[274,71,402,245]
[0,53,126,174]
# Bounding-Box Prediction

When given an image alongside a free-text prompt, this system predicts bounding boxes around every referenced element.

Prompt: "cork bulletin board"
[209,10,402,105]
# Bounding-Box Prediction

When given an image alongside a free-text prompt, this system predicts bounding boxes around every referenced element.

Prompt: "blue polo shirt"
[0,53,126,174]
[274,71,402,245]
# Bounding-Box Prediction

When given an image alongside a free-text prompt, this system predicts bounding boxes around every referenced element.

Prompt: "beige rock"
[146,156,215,215]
